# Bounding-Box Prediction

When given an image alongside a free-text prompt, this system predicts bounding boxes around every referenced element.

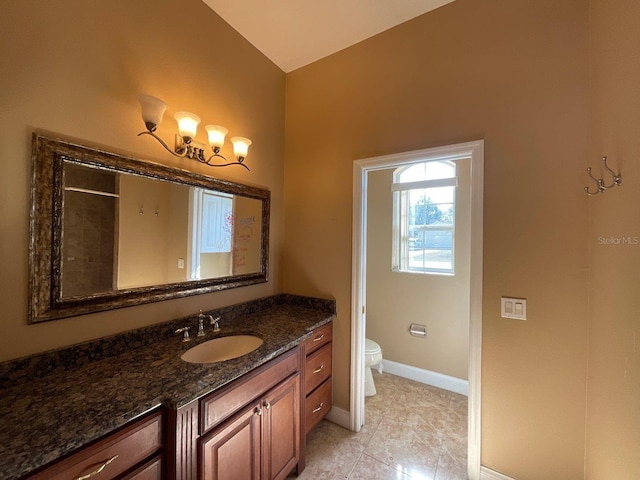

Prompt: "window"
[392,160,456,274]
[200,191,233,253]
[189,188,234,280]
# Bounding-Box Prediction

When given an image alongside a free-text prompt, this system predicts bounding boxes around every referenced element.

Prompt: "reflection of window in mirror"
[189,189,234,280]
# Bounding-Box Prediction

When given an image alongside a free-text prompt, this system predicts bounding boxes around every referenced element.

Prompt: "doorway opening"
[351,140,484,479]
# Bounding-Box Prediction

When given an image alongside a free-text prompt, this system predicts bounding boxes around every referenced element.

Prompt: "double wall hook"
[584,156,622,196]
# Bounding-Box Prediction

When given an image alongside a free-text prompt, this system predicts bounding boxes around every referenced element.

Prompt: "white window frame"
[187,188,234,280]
[391,164,458,275]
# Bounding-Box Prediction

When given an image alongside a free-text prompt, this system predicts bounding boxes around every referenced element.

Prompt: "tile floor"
[292,371,468,479]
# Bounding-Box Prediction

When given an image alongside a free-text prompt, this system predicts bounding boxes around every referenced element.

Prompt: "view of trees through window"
[393,161,456,274]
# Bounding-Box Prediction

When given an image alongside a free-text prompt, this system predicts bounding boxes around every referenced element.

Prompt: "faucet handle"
[175,326,191,342]
[209,316,221,333]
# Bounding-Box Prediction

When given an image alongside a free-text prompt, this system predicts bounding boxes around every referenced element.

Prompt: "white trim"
[390,176,458,191]
[480,466,517,480]
[351,157,367,433]
[468,140,484,478]
[325,406,351,430]
[381,359,469,396]
[352,140,484,480]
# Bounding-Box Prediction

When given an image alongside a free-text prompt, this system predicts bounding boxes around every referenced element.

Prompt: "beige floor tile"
[443,409,467,439]
[396,387,451,411]
[364,416,440,478]
[449,392,467,407]
[292,422,364,479]
[348,453,418,480]
[294,373,469,480]
[435,450,467,480]
[315,417,376,452]
[439,431,467,463]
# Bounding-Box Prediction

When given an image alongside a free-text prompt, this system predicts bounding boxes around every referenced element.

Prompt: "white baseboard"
[381,359,469,396]
[480,466,516,480]
[325,405,351,430]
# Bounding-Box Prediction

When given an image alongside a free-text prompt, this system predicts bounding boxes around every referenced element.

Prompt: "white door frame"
[351,140,484,480]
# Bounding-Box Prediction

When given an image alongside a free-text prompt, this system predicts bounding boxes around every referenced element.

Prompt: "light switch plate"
[501,297,527,320]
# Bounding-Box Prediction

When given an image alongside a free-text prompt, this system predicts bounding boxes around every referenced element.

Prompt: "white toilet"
[364,338,383,397]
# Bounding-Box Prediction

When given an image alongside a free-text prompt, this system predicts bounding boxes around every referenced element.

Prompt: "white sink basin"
[181,335,263,364]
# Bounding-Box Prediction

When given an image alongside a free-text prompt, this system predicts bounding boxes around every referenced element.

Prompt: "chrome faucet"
[175,326,191,342]
[197,310,206,337]
[210,315,221,333]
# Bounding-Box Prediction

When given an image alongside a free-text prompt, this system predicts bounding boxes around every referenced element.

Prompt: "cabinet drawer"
[303,323,332,355]
[121,455,162,480]
[305,378,332,435]
[201,347,299,434]
[27,410,163,480]
[304,343,332,395]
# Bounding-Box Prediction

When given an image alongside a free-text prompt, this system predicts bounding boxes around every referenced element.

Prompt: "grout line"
[344,450,365,479]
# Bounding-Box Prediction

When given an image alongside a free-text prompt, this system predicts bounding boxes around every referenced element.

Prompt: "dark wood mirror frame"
[29,134,270,323]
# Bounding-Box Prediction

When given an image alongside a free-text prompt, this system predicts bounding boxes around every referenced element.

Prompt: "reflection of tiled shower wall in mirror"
[62,164,117,297]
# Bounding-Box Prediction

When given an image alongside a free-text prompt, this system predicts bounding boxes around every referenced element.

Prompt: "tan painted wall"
[586,0,640,478]
[366,165,470,380]
[283,0,589,477]
[166,183,190,283]
[200,252,232,278]
[0,0,284,361]
[118,174,171,288]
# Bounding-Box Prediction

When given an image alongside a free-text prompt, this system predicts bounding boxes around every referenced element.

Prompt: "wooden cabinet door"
[261,375,300,480]
[200,403,261,480]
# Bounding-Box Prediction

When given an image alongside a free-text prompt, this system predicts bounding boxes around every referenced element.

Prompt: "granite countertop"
[0,295,335,480]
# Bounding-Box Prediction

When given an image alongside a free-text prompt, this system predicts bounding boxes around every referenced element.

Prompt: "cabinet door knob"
[263,401,271,410]
[74,455,119,480]
[312,402,324,413]
[312,364,325,374]
[255,407,262,416]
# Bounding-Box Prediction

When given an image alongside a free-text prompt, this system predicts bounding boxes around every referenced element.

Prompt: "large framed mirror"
[29,134,270,323]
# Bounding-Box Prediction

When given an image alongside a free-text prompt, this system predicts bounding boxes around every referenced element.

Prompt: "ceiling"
[201,0,456,72]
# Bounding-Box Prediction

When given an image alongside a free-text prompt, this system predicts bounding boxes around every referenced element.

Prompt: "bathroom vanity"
[7,137,335,479]
[0,295,334,480]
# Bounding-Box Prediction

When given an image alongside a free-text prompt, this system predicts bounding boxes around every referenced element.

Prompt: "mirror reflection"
[29,134,269,323]
[61,162,263,298]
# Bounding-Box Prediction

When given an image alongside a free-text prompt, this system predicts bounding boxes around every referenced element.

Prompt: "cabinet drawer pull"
[312,402,324,413]
[312,334,325,342]
[75,455,119,480]
[312,364,325,374]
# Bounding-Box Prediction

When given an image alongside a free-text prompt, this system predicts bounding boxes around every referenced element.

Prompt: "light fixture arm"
[137,131,187,158]
[200,150,250,171]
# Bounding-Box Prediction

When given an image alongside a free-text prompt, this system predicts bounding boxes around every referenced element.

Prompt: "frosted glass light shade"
[205,125,229,150]
[139,94,167,132]
[230,137,252,160]
[174,112,200,142]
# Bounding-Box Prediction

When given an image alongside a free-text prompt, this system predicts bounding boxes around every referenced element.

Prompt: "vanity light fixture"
[137,94,252,170]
